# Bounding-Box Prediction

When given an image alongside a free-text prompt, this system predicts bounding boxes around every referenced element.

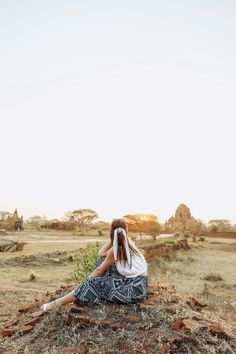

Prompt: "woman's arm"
[98,241,112,257]
[89,248,114,277]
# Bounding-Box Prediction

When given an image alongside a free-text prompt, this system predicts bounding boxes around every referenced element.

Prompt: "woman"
[41,219,148,311]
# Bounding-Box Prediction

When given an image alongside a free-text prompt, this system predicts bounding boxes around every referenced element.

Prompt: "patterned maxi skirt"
[74,258,148,305]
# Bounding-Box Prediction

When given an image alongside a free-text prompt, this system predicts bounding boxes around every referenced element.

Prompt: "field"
[0,230,236,352]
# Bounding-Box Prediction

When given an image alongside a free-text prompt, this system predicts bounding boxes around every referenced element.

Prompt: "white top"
[115,241,147,278]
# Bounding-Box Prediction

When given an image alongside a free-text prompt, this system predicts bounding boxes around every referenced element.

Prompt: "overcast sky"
[0,1,235,223]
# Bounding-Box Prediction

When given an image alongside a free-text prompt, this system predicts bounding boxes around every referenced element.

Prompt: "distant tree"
[0,211,12,221]
[146,218,162,241]
[28,215,44,228]
[186,218,206,239]
[68,209,99,230]
[123,214,161,240]
[208,219,232,232]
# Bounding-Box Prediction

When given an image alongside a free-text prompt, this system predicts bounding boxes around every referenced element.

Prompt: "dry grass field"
[0,231,236,353]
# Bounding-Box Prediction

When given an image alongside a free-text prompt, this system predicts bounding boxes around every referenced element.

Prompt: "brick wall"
[142,240,189,262]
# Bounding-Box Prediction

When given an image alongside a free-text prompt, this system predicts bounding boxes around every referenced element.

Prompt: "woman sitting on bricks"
[41,218,148,311]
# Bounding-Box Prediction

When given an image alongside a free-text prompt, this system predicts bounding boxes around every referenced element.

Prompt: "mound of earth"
[0,239,26,253]
[1,283,235,354]
[0,249,81,267]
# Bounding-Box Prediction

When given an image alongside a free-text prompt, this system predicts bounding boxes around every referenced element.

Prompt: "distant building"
[0,209,23,231]
[164,204,192,233]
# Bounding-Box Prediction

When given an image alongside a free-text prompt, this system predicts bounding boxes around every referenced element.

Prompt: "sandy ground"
[0,232,236,329]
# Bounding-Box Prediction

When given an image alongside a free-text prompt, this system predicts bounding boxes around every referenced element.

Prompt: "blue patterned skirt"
[74,258,148,305]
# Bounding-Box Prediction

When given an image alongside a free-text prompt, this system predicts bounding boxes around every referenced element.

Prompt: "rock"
[171,319,183,331]
[18,303,32,313]
[19,325,34,334]
[0,328,15,337]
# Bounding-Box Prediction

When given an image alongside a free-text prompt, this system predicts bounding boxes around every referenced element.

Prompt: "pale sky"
[0,1,236,224]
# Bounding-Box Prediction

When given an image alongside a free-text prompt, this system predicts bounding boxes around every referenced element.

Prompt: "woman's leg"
[41,290,77,311]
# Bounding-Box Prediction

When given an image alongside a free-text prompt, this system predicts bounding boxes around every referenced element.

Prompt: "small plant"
[28,271,38,281]
[67,243,100,283]
[98,229,103,236]
[202,273,223,282]
[164,239,176,245]
[199,237,205,242]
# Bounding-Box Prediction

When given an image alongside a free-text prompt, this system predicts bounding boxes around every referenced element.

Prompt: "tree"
[28,215,44,228]
[67,209,99,230]
[123,214,161,240]
[208,219,232,232]
[186,218,206,239]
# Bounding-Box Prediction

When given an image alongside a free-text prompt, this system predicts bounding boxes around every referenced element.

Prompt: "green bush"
[67,243,100,283]
[28,271,38,281]
[98,229,103,236]
[164,239,176,245]
[199,236,205,242]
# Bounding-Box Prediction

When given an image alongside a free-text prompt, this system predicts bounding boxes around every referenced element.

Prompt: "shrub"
[199,237,205,242]
[29,271,38,281]
[67,243,100,283]
[202,273,223,282]
[164,239,176,245]
[98,229,103,236]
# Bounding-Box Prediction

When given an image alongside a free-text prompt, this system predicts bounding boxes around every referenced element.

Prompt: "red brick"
[31,310,44,318]
[24,316,41,326]
[0,328,15,337]
[18,304,32,313]
[171,319,183,331]
[19,325,33,334]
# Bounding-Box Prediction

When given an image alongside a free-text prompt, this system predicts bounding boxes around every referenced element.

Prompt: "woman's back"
[115,240,147,278]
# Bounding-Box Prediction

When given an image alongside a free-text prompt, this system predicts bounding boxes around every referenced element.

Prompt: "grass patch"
[164,239,176,245]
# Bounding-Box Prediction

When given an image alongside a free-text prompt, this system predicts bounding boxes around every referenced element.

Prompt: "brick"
[24,316,41,326]
[18,304,32,313]
[0,328,15,337]
[19,325,33,334]
[69,306,84,314]
[182,318,208,331]
[171,319,183,331]
[162,343,170,352]
[139,303,154,310]
[31,310,44,318]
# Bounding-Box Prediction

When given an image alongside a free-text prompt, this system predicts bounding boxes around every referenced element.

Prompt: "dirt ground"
[0,230,107,327]
[0,232,236,331]
[148,238,236,329]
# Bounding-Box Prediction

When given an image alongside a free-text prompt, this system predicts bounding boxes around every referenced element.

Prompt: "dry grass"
[1,290,236,354]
